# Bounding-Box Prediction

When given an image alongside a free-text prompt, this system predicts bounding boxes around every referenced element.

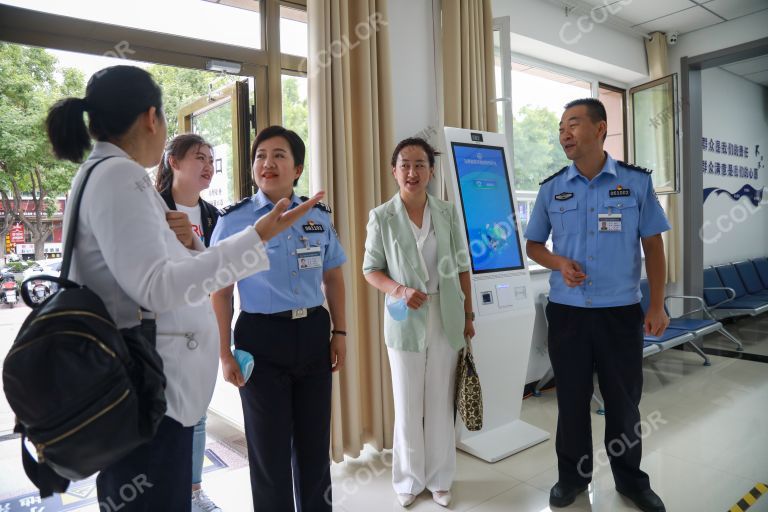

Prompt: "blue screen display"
[450,143,524,273]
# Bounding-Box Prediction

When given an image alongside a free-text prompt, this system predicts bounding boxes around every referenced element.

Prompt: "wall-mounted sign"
[702,138,762,182]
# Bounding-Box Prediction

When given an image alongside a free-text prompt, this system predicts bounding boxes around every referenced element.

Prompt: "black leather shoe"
[549,482,588,508]
[616,487,666,512]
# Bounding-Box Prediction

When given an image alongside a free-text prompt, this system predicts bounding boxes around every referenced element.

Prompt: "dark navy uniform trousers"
[546,301,651,493]
[235,307,333,512]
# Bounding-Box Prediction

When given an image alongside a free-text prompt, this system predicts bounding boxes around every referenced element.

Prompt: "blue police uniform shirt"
[524,153,670,308]
[210,190,347,313]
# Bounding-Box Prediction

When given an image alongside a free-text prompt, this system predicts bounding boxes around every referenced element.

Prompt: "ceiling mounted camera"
[666,31,679,45]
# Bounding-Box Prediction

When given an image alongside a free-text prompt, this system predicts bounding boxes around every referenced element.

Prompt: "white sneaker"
[192,489,222,512]
[397,493,416,507]
[432,490,451,507]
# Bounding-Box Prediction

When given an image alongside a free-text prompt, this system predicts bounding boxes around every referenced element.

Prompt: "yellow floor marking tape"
[728,483,768,512]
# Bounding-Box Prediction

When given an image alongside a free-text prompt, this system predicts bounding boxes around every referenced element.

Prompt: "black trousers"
[235,307,333,512]
[96,415,193,512]
[546,301,651,492]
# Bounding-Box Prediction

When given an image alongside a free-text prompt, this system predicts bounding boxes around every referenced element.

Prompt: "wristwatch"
[465,312,475,321]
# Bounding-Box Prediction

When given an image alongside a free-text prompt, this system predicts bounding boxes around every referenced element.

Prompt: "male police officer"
[525,98,669,512]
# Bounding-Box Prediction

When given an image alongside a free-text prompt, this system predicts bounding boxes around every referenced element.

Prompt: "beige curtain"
[645,31,680,283]
[442,0,498,131]
[308,0,396,462]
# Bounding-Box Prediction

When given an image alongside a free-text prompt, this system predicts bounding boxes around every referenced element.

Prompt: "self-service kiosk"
[444,127,550,462]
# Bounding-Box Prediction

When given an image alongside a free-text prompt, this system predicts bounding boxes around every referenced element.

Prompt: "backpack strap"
[15,426,70,498]
[139,309,157,347]
[59,156,157,340]
[60,156,116,280]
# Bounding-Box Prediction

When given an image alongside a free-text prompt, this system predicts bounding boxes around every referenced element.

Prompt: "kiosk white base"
[457,420,551,463]
[443,127,552,464]
[453,271,551,463]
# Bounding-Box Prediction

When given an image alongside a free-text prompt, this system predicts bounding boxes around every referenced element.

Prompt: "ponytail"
[154,152,174,193]
[46,65,163,164]
[46,97,91,163]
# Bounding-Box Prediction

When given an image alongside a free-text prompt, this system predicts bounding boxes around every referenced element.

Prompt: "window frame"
[599,82,629,163]
[492,19,635,269]
[629,73,680,194]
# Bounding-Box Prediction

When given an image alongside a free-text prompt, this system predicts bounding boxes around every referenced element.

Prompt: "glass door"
[177,79,253,427]
[630,74,680,194]
[178,79,253,207]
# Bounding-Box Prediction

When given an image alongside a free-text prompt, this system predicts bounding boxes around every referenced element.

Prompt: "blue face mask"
[232,348,254,382]
[386,293,409,321]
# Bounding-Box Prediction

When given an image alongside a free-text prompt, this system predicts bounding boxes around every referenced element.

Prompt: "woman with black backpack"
[44,65,323,510]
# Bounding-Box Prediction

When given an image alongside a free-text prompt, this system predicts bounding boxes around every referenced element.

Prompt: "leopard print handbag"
[455,338,483,431]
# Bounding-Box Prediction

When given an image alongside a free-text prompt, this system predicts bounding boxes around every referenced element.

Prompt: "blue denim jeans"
[192,414,207,485]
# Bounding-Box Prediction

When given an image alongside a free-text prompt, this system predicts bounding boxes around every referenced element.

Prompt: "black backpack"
[2,156,167,497]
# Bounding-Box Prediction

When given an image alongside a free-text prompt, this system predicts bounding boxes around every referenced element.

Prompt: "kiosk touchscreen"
[444,127,550,462]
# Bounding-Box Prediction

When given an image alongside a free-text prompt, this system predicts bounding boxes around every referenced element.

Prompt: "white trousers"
[387,296,460,494]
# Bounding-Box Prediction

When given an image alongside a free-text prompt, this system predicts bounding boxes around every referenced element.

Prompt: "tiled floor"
[705,314,768,356]
[1,314,767,511]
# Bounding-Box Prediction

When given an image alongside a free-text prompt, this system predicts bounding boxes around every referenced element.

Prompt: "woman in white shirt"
[155,133,222,512]
[45,65,322,511]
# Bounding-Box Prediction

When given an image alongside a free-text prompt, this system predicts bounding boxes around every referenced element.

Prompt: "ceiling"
[577,0,768,35]
[720,54,768,86]
[570,0,768,86]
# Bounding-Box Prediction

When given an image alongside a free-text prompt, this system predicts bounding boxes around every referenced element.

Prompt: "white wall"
[388,0,648,152]
[387,0,440,146]
[700,68,768,266]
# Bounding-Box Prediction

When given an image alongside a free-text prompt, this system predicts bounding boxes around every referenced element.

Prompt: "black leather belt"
[251,306,323,320]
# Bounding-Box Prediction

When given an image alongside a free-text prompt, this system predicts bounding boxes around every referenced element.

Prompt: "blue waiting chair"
[639,280,711,364]
[703,267,768,319]
[734,260,768,299]
[750,257,768,289]
[654,278,744,351]
[713,264,768,315]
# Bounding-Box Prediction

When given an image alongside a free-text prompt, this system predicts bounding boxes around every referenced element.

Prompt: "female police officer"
[210,126,346,511]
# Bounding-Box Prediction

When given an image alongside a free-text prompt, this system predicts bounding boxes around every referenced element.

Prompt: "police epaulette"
[617,160,652,174]
[539,166,569,186]
[300,196,332,213]
[218,197,250,216]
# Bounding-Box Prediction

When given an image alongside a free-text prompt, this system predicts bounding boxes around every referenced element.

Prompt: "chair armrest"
[703,286,737,310]
[664,295,707,318]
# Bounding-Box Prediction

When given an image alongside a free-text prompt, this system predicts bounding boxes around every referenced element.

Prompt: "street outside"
[0,302,30,435]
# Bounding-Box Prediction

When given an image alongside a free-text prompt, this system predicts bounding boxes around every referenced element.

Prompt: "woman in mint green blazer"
[363,138,475,508]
